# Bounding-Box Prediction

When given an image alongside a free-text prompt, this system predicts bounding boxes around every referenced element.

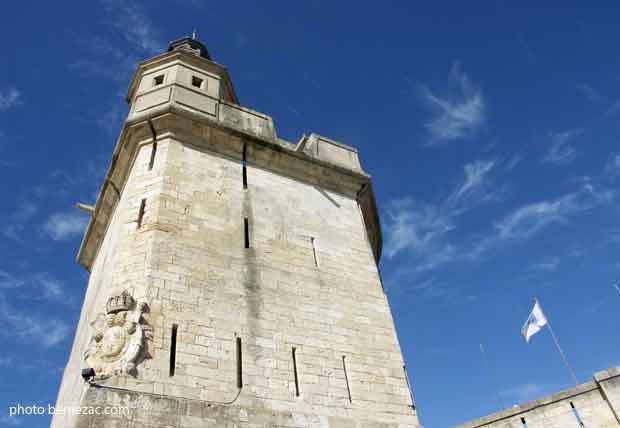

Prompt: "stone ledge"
[459,366,620,428]
[594,367,620,382]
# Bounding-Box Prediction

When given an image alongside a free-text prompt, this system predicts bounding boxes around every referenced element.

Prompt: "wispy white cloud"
[0,355,12,367]
[35,273,65,300]
[0,270,24,289]
[529,257,560,272]
[101,0,163,54]
[96,103,125,132]
[0,415,22,426]
[422,62,485,145]
[495,184,614,241]
[495,196,574,240]
[0,131,13,168]
[0,295,70,347]
[502,382,552,404]
[462,183,619,263]
[0,88,21,111]
[384,173,616,278]
[573,85,620,120]
[604,100,620,117]
[542,129,581,165]
[3,159,104,246]
[43,321,71,347]
[384,197,454,259]
[384,158,499,268]
[68,37,134,84]
[604,154,620,178]
[48,159,108,202]
[69,1,164,132]
[517,33,535,63]
[576,83,602,104]
[0,269,68,303]
[606,229,620,245]
[385,269,476,304]
[449,160,497,210]
[416,244,459,273]
[2,201,38,242]
[42,211,89,241]
[505,154,523,171]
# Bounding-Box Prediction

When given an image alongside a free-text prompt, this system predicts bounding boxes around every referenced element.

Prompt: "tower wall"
[52,40,418,428]
[53,132,162,427]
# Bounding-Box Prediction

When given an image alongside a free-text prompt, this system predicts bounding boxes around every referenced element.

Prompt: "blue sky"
[1,1,620,427]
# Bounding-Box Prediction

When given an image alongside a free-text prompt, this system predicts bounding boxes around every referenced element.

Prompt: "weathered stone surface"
[52,39,417,428]
[460,368,620,428]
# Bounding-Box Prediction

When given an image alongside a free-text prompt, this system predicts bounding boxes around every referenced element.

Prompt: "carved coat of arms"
[85,289,148,380]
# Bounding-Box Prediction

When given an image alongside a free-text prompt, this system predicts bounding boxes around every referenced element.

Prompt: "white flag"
[522,301,547,342]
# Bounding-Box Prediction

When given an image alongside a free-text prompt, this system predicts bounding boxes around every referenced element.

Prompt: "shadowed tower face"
[52,36,419,428]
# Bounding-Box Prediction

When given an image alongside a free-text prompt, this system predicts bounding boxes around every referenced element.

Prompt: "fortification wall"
[460,368,620,428]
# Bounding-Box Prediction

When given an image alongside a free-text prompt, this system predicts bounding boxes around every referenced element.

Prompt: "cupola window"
[191,76,204,89]
[153,74,164,86]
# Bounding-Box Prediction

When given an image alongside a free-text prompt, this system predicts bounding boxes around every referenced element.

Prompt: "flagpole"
[479,343,505,409]
[536,298,579,386]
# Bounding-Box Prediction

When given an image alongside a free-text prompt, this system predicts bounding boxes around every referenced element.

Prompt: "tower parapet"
[78,37,382,270]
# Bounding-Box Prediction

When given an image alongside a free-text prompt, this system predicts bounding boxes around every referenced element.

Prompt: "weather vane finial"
[192,29,197,40]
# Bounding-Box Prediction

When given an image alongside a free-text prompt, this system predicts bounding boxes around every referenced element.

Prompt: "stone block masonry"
[460,367,620,428]
[52,36,418,428]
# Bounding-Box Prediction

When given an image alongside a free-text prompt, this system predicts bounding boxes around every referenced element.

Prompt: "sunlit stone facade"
[52,37,419,428]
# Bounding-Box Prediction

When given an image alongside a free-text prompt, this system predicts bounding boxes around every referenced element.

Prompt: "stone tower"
[52,37,419,428]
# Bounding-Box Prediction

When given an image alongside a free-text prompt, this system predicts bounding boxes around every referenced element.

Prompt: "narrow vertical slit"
[244,217,250,249]
[236,337,243,389]
[311,237,319,268]
[292,347,300,397]
[342,355,352,403]
[148,141,157,171]
[169,324,178,377]
[137,198,146,229]
[242,142,248,190]
[403,365,416,409]
[570,402,585,427]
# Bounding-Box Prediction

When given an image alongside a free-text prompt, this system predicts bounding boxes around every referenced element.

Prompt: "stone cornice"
[77,102,383,271]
